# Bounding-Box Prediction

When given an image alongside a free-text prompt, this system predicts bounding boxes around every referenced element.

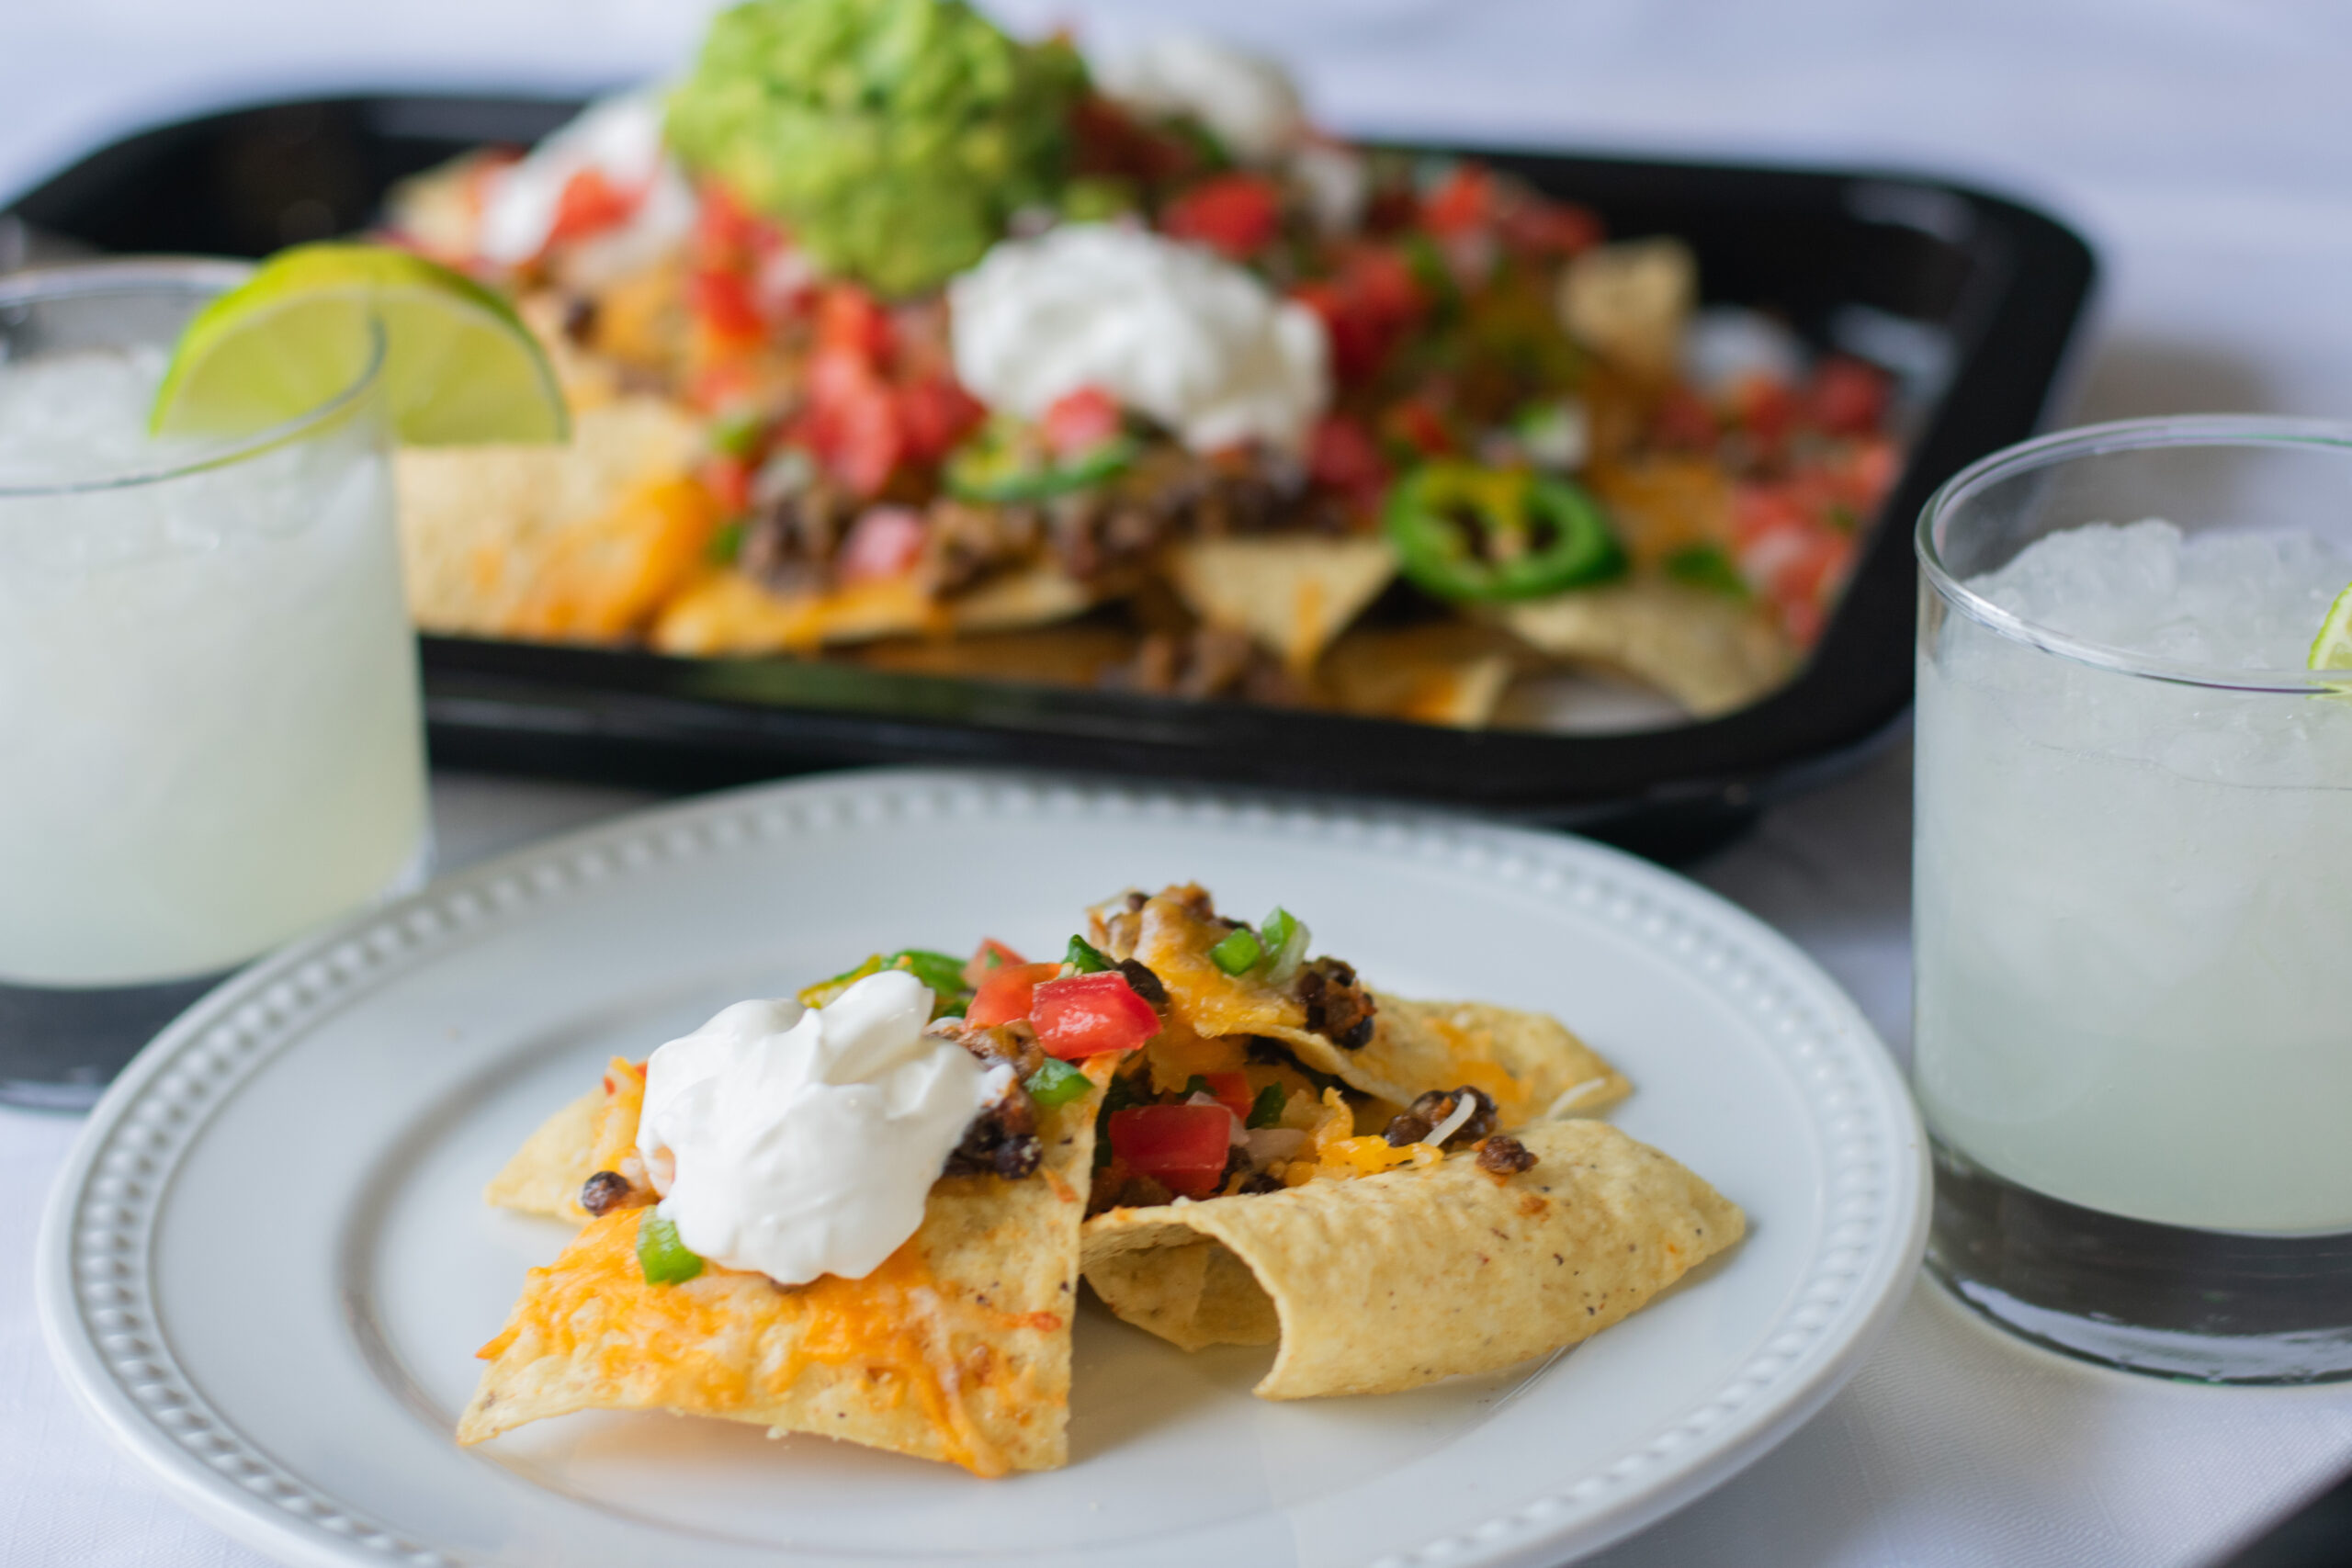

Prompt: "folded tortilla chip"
[1319,624,1525,728]
[462,1074,1103,1474]
[1080,1119,1741,1398]
[1163,536,1397,672]
[1496,578,1795,717]
[397,396,712,641]
[650,563,1099,656]
[1115,889,1626,1125]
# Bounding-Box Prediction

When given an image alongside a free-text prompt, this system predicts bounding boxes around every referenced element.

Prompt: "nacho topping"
[636,971,1012,1285]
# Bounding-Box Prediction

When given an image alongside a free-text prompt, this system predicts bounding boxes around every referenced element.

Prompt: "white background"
[6,2,2352,1562]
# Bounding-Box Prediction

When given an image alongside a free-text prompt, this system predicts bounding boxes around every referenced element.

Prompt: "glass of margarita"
[0,261,427,1109]
[1916,416,2352,1382]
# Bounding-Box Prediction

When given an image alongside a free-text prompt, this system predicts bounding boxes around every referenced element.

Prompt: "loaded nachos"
[385,0,1902,728]
[464,885,1743,1473]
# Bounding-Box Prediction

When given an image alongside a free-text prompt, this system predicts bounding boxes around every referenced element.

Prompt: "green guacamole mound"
[666,0,1087,297]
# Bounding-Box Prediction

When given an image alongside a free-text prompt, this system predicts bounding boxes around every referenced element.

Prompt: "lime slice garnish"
[152,243,568,445]
[2310,581,2352,672]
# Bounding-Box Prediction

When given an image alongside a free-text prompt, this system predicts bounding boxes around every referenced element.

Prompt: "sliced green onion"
[637,1212,705,1285]
[1065,935,1113,973]
[1247,1083,1287,1129]
[890,949,970,997]
[1025,1057,1091,1109]
[1664,543,1748,600]
[1259,907,1311,984]
[709,409,763,460]
[1209,927,1262,976]
[706,519,744,565]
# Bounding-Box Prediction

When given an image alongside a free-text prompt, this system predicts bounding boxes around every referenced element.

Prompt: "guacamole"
[666,0,1087,297]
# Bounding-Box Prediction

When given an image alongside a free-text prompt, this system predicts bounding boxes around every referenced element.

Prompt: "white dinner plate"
[40,769,1927,1568]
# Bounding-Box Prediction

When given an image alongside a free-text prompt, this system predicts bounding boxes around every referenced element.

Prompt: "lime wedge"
[152,243,568,445]
[2310,580,2352,671]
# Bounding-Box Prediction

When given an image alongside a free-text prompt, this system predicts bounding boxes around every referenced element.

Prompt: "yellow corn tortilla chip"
[1319,623,1525,727]
[483,1086,601,1220]
[461,1082,1102,1475]
[1163,536,1397,672]
[1114,888,1626,1126]
[650,563,1100,656]
[1080,1119,1742,1398]
[1497,578,1795,718]
[397,396,710,640]
[1557,237,1697,383]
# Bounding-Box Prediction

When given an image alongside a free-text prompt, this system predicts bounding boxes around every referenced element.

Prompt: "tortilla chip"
[1319,624,1523,727]
[397,396,709,639]
[460,1084,1102,1475]
[1496,578,1795,717]
[1297,995,1629,1126]
[1080,1119,1742,1398]
[650,564,1099,656]
[1557,238,1697,383]
[1163,536,1396,672]
[1116,889,1625,1126]
[483,1087,601,1220]
[1588,456,1735,569]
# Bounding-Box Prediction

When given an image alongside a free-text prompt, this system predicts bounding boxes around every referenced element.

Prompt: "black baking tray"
[3,93,2096,858]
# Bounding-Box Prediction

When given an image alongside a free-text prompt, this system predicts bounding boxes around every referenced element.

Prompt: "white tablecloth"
[7,2,2352,1562]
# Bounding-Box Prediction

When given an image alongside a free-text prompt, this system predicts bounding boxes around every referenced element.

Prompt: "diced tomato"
[1294,246,1425,386]
[1810,355,1890,437]
[1040,386,1124,457]
[695,181,786,266]
[963,939,1027,989]
[1107,1104,1233,1199]
[547,167,641,248]
[817,285,896,362]
[1731,481,1813,548]
[1202,1071,1255,1122]
[1307,414,1388,501]
[1161,173,1283,261]
[1422,164,1494,237]
[1498,195,1602,257]
[697,454,752,515]
[1381,397,1455,458]
[802,350,903,496]
[896,376,986,464]
[1032,973,1161,1060]
[837,506,929,584]
[1652,386,1719,451]
[1729,375,1799,449]
[967,961,1060,1030]
[688,268,764,343]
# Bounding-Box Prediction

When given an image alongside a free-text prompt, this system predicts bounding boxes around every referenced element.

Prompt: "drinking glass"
[0,261,429,1109]
[1915,416,2352,1382]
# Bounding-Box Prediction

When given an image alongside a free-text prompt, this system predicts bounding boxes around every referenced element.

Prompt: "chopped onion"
[1244,1127,1307,1167]
[1427,1093,1477,1148]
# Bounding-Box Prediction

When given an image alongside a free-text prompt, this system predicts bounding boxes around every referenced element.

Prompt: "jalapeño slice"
[1383,461,1624,602]
[944,414,1138,503]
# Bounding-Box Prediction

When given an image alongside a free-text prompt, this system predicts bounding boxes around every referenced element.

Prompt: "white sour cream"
[635,970,1005,1286]
[948,223,1329,454]
[1097,34,1306,164]
[478,87,695,281]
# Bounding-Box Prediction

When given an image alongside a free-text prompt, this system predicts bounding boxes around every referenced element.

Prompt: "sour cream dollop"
[1097,34,1306,164]
[635,970,1005,1286]
[949,224,1329,454]
[477,87,695,281]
